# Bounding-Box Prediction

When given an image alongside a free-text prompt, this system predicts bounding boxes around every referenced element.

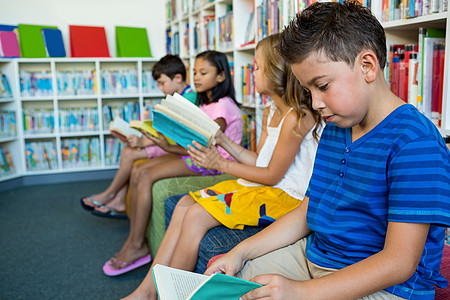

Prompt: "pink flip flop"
[103,254,151,276]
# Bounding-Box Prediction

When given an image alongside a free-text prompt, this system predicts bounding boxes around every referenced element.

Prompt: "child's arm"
[211,107,271,165]
[244,221,430,300]
[205,196,311,277]
[140,130,188,156]
[190,109,314,186]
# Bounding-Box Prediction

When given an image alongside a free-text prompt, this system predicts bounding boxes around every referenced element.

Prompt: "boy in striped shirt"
[205,1,450,299]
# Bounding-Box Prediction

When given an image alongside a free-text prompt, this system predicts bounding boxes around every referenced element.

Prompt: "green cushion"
[149,174,236,256]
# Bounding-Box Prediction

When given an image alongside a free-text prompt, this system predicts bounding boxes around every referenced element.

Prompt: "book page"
[163,93,219,135]
[109,117,142,138]
[154,105,212,142]
[153,264,209,300]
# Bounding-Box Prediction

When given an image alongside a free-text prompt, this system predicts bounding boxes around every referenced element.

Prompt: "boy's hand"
[204,251,246,277]
[187,141,223,170]
[243,275,304,300]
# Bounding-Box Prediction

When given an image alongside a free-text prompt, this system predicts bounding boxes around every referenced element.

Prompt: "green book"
[115,26,151,57]
[18,24,58,58]
[153,264,261,300]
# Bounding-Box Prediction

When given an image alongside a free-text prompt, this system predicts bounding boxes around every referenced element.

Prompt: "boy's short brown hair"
[278,0,387,69]
[152,54,187,81]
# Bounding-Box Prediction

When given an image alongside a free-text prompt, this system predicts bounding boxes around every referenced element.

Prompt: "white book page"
[153,264,209,300]
[164,93,220,134]
[109,117,142,138]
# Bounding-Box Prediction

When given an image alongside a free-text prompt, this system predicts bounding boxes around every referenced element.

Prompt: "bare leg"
[110,155,198,269]
[83,145,148,209]
[123,197,220,300]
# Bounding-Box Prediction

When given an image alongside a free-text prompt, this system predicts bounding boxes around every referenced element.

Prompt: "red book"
[69,25,110,57]
[391,56,400,97]
[398,54,407,102]
[431,43,443,115]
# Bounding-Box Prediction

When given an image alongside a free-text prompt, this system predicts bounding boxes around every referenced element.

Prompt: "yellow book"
[129,119,177,145]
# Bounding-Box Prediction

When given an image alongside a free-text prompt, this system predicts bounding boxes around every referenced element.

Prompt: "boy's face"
[156,73,180,96]
[291,52,369,129]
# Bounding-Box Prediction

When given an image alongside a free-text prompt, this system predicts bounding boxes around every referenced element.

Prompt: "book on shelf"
[18,24,58,58]
[0,30,20,58]
[109,117,143,144]
[418,27,445,121]
[41,28,66,57]
[152,92,220,149]
[69,25,110,57]
[115,26,151,57]
[0,146,15,177]
[129,120,176,145]
[153,264,261,300]
[0,73,13,98]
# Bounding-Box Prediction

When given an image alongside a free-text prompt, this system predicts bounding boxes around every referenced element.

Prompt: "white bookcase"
[0,57,164,183]
[165,0,450,138]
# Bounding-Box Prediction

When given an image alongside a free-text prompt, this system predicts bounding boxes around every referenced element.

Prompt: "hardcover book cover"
[116,26,151,57]
[69,25,110,57]
[18,24,58,58]
[42,28,66,57]
[0,31,20,58]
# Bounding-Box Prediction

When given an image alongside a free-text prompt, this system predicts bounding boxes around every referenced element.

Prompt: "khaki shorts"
[237,237,405,300]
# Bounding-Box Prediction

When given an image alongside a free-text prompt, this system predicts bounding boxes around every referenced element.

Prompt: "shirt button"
[341,159,346,164]
[345,147,350,153]
[339,172,344,177]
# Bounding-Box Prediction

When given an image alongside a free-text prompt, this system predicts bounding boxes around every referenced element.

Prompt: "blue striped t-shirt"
[305,104,450,300]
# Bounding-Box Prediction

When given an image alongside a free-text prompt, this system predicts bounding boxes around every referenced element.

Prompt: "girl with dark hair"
[102,50,242,277]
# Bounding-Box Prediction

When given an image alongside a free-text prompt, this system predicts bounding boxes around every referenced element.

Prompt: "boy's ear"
[174,74,183,83]
[359,51,378,83]
[216,71,226,83]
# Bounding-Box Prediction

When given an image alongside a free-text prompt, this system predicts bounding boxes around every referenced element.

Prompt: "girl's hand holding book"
[127,135,148,149]
[188,141,224,171]
[141,130,169,150]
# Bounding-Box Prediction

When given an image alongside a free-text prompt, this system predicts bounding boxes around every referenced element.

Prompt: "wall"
[0,0,166,58]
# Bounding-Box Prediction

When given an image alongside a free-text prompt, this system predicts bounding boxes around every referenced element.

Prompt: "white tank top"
[238,102,323,200]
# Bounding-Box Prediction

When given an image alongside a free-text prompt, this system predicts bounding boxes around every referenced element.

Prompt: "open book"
[129,120,176,145]
[109,117,142,143]
[152,93,220,149]
[152,264,261,300]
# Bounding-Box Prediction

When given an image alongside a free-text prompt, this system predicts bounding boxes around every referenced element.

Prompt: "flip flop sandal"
[91,205,128,220]
[103,254,151,276]
[80,195,103,211]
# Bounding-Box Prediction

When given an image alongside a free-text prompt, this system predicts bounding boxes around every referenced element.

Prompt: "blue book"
[41,28,66,57]
[151,93,219,149]
[0,25,17,32]
[152,110,209,149]
[153,264,261,300]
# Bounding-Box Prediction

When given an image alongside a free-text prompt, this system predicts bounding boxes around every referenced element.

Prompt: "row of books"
[242,114,257,152]
[101,69,139,95]
[387,28,445,126]
[17,69,160,98]
[1,24,151,59]
[20,70,53,97]
[25,140,58,171]
[193,15,216,54]
[61,137,101,168]
[103,102,141,129]
[104,136,124,166]
[0,110,17,138]
[373,0,448,23]
[218,10,233,50]
[0,146,14,177]
[241,63,256,106]
[0,73,13,98]
[59,107,99,133]
[23,108,55,134]
[57,70,96,96]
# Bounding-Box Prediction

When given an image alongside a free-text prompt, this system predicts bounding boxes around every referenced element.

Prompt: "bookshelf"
[0,57,164,183]
[165,0,450,139]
